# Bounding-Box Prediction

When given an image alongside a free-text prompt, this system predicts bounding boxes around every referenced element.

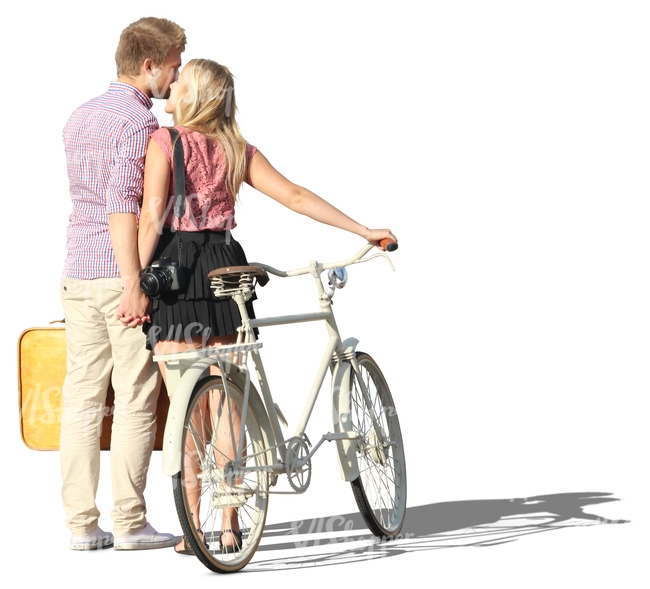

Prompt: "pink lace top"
[150,126,257,231]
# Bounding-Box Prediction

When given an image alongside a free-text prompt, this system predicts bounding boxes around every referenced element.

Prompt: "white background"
[1,1,647,586]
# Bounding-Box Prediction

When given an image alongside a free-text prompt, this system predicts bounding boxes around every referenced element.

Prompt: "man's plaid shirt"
[62,82,158,279]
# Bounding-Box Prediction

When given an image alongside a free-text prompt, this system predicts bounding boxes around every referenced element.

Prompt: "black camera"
[140,258,186,296]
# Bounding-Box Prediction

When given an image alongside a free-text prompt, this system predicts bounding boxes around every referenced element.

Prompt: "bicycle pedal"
[210,488,253,509]
[274,403,288,428]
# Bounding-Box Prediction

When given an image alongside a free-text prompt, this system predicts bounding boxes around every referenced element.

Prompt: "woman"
[137,59,397,554]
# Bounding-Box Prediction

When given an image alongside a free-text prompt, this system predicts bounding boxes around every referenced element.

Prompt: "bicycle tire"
[172,375,269,573]
[349,352,407,538]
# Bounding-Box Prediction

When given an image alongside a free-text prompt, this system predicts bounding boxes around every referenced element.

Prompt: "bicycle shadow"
[244,491,629,572]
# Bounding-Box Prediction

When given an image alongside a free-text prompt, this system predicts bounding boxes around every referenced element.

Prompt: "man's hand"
[109,212,151,328]
[116,284,151,327]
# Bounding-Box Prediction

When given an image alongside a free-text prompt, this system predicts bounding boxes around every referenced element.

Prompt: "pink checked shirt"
[62,82,159,279]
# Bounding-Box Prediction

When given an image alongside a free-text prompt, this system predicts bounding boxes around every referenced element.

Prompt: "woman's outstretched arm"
[139,138,172,269]
[246,151,397,249]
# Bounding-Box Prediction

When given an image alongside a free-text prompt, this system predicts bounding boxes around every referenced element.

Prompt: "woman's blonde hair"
[173,59,248,200]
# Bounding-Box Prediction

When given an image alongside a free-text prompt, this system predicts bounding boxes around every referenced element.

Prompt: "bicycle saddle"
[207,265,270,287]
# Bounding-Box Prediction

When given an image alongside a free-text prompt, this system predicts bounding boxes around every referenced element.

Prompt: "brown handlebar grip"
[379,238,398,252]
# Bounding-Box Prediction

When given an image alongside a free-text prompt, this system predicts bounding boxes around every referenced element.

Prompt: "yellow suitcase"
[18,324,168,451]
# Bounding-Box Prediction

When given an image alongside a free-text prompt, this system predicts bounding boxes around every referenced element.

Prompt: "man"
[60,17,186,551]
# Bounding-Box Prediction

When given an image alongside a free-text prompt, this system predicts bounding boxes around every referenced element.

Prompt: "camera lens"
[140,268,170,296]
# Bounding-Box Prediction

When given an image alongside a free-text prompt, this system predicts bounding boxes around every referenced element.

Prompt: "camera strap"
[168,127,186,218]
[167,127,186,263]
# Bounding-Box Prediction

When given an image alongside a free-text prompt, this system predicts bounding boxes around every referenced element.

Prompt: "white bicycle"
[156,239,406,573]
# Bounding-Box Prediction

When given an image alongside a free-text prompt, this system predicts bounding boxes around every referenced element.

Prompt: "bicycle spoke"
[348,353,406,538]
[174,376,269,572]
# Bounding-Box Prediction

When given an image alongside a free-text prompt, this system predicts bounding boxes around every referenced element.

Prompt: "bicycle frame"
[159,243,394,482]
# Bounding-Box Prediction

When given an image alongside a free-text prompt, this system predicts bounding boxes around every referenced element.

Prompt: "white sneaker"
[114,523,178,550]
[70,525,114,551]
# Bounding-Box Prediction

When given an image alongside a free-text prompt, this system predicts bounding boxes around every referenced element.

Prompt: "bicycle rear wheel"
[349,352,407,538]
[172,375,269,573]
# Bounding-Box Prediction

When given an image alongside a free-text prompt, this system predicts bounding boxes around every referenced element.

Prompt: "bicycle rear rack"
[152,341,262,363]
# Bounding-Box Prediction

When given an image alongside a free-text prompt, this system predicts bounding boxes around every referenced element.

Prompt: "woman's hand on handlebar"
[364,229,398,251]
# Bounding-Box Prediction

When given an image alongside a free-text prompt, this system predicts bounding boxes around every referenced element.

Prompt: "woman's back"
[150,125,257,232]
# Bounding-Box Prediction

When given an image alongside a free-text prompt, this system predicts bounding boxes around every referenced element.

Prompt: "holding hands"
[116,284,151,327]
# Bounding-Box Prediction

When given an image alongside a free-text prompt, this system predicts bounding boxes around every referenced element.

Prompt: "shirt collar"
[108,82,154,110]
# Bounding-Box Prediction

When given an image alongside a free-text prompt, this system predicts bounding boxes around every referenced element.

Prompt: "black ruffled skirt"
[143,229,256,350]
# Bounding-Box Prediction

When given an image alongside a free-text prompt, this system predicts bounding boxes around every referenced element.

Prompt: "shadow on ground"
[243,491,629,572]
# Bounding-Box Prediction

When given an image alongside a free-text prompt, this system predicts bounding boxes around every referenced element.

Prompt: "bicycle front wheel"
[349,352,407,538]
[172,375,269,573]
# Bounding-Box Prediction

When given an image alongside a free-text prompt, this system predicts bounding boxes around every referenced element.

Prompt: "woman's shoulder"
[152,126,210,162]
[153,125,203,143]
[156,126,257,162]
[175,126,208,142]
[151,126,206,161]
[176,126,220,155]
[150,126,176,157]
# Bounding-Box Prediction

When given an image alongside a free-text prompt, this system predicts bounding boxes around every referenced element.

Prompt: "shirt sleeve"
[150,127,174,162]
[106,120,158,215]
[246,143,258,162]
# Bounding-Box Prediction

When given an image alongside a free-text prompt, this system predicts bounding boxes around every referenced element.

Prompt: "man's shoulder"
[69,85,158,133]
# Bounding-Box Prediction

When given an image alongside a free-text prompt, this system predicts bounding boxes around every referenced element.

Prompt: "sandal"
[219,529,243,553]
[174,536,194,556]
[174,530,205,556]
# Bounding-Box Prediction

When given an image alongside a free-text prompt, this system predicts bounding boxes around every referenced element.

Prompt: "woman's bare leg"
[215,394,243,549]
[155,333,238,552]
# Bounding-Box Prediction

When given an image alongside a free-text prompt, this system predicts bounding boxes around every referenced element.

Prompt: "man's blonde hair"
[115,17,186,77]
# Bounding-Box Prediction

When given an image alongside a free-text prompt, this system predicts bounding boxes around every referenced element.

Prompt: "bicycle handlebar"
[379,238,398,252]
[252,239,397,278]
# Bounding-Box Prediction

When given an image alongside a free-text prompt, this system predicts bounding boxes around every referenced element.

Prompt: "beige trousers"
[59,277,161,537]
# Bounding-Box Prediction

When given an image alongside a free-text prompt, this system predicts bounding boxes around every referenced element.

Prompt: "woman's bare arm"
[139,138,172,269]
[246,151,397,248]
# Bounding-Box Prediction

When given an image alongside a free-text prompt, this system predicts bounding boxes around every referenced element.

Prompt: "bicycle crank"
[285,437,312,493]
